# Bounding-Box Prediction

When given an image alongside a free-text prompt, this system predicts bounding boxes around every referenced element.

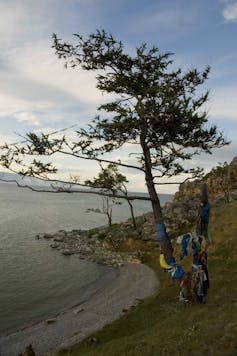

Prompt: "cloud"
[0,90,62,128]
[14,112,40,126]
[146,9,190,28]
[0,0,110,130]
[134,3,199,35]
[0,49,107,130]
[0,40,113,130]
[209,86,237,121]
[0,2,29,47]
[180,140,237,173]
[6,40,105,104]
[0,133,18,146]
[222,1,237,21]
[0,1,53,51]
[0,69,76,104]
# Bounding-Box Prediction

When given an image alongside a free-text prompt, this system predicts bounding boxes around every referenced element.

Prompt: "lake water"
[0,183,172,335]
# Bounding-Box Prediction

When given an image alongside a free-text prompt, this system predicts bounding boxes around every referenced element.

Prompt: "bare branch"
[0,176,151,201]
[154,176,195,185]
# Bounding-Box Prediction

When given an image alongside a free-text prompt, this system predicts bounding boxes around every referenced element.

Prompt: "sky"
[0,0,237,194]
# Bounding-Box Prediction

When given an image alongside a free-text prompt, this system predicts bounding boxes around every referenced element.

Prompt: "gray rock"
[43,233,54,239]
[35,233,44,239]
[46,319,56,324]
[62,250,74,256]
[50,242,60,249]
[54,236,65,242]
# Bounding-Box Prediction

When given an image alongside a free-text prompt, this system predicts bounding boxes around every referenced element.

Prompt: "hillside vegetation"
[58,198,237,356]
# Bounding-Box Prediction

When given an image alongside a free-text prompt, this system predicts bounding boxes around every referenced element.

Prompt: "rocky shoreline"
[36,180,237,271]
[36,224,146,268]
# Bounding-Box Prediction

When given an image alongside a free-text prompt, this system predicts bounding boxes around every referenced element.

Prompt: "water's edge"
[0,183,172,335]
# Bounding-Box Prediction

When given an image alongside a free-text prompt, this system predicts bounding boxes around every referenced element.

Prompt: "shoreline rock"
[38,226,144,268]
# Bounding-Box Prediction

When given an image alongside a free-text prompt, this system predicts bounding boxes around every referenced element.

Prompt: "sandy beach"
[0,263,158,356]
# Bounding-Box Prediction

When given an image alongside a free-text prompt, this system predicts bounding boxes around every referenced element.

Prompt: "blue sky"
[0,0,237,193]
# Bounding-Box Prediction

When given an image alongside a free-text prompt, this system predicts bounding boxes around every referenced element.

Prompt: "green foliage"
[204,161,229,180]
[85,163,128,194]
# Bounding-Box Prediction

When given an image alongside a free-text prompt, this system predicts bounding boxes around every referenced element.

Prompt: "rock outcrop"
[228,156,237,189]
[37,227,145,268]
[163,155,237,232]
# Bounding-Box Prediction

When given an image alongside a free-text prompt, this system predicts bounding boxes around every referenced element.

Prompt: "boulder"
[50,242,61,249]
[43,233,54,239]
[62,250,74,256]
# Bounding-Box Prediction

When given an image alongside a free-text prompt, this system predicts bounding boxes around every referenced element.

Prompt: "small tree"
[85,163,137,229]
[87,195,121,227]
[0,30,228,278]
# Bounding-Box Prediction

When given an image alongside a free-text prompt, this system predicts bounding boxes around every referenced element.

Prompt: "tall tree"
[0,30,228,278]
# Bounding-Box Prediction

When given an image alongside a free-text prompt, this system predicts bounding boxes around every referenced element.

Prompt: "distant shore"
[0,263,158,356]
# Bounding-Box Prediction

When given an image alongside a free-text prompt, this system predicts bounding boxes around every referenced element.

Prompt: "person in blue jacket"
[198,201,210,239]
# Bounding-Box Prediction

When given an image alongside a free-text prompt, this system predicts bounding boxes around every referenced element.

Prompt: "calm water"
[0,183,172,335]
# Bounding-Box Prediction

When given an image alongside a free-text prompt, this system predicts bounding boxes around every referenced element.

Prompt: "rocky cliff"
[228,156,237,188]
[163,155,237,233]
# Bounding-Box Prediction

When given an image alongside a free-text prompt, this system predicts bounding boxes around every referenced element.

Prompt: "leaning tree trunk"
[142,141,173,260]
[145,170,173,260]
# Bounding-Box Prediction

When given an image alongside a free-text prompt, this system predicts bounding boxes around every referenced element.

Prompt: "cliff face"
[227,156,237,189]
[163,180,204,233]
[173,179,203,202]
[163,156,237,233]
[174,156,237,202]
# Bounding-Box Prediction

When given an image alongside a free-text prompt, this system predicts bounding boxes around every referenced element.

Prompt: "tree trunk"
[104,197,112,226]
[107,208,112,226]
[127,199,137,230]
[141,140,173,260]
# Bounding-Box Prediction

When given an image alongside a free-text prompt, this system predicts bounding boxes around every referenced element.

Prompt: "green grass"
[58,200,237,356]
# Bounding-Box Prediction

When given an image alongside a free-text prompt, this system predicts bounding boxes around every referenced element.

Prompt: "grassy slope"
[58,200,237,356]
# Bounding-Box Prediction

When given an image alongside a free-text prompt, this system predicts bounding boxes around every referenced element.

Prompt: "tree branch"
[57,150,146,172]
[154,176,195,185]
[0,176,151,201]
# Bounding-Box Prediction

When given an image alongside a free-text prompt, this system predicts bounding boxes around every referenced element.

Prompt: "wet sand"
[0,263,158,356]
